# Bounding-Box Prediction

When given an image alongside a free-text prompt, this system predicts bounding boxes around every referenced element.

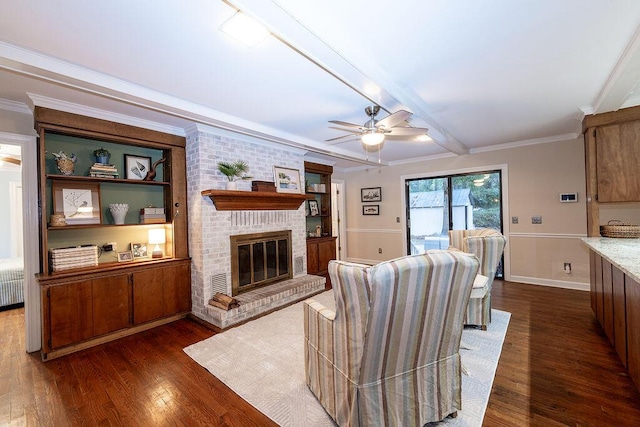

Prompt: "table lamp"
[148,229,166,258]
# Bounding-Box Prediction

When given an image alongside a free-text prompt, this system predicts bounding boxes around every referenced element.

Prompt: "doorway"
[405,169,504,276]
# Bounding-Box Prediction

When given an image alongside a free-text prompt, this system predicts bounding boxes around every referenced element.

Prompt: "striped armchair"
[448,228,506,329]
[303,251,479,426]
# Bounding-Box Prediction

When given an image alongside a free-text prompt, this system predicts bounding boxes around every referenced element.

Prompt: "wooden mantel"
[201,189,313,211]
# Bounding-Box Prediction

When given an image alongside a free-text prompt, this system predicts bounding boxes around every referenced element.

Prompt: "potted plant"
[93,147,111,164]
[217,160,252,190]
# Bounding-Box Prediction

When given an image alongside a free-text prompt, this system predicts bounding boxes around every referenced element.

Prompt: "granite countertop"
[582,237,640,283]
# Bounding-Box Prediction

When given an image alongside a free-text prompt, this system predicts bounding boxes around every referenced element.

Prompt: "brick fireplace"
[186,124,325,329]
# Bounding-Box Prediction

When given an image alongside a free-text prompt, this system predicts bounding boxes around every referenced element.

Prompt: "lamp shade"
[148,229,166,258]
[148,229,166,245]
[361,131,385,146]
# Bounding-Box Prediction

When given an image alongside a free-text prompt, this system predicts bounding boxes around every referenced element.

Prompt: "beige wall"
[341,136,592,290]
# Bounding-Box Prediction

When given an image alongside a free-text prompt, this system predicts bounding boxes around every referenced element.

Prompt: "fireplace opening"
[230,230,292,296]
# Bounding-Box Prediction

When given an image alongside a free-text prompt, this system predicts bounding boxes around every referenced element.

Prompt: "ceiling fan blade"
[325,133,361,143]
[325,134,361,145]
[375,110,412,129]
[328,120,365,130]
[386,127,429,136]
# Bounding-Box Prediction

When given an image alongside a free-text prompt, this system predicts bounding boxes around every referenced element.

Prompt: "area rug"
[184,291,510,426]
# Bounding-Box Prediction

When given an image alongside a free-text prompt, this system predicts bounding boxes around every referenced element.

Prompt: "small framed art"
[273,166,302,194]
[361,187,382,202]
[131,243,148,259]
[52,181,101,225]
[125,154,151,180]
[308,200,319,216]
[117,251,133,262]
[362,205,380,215]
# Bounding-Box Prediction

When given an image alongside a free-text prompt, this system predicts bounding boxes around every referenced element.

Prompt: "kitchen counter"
[582,237,640,283]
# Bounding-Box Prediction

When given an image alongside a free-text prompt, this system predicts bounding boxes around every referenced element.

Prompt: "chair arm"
[304,299,336,363]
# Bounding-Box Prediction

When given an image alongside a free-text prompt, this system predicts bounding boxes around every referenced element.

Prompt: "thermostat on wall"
[559,193,578,203]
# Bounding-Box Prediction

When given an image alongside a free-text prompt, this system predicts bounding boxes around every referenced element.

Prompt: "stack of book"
[89,162,118,178]
[49,245,99,272]
[140,207,166,224]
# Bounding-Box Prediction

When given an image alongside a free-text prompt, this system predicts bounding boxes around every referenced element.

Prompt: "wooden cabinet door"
[307,240,319,274]
[595,254,604,324]
[602,259,615,344]
[589,251,597,314]
[133,269,164,324]
[626,275,640,390]
[163,263,191,316]
[47,280,93,349]
[596,122,640,202]
[318,238,336,274]
[612,267,627,368]
[92,274,131,336]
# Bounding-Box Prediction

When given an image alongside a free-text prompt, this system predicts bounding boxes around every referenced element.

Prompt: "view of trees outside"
[407,171,502,254]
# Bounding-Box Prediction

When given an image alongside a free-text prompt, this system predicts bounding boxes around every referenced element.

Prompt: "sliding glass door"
[406,170,503,258]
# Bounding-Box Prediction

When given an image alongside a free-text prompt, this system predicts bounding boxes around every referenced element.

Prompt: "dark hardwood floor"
[1,281,640,426]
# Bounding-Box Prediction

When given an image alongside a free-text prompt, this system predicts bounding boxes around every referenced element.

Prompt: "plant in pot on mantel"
[217,160,252,190]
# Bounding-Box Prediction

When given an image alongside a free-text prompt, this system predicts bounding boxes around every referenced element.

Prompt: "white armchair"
[303,251,479,426]
[448,228,506,330]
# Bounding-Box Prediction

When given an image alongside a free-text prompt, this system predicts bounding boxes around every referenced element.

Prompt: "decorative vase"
[109,203,129,225]
[95,154,110,164]
[56,158,76,175]
[226,181,238,191]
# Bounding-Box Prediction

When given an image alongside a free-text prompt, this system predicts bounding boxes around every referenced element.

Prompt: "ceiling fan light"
[415,134,432,142]
[361,131,385,146]
[220,11,270,48]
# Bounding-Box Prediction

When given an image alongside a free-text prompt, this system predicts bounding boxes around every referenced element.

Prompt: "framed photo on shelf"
[131,242,148,259]
[117,251,133,262]
[362,205,380,215]
[52,181,101,225]
[125,154,151,180]
[361,187,382,202]
[273,166,302,194]
[308,200,319,216]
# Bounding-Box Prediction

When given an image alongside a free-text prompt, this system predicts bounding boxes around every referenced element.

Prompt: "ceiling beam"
[232,0,469,155]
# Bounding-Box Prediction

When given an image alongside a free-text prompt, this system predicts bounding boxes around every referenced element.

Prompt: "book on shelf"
[140,207,165,215]
[140,217,166,224]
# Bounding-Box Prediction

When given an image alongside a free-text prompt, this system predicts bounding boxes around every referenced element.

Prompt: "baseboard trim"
[509,275,589,291]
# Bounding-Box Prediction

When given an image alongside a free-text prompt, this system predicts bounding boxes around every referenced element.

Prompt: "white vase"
[226,181,238,190]
[109,203,129,225]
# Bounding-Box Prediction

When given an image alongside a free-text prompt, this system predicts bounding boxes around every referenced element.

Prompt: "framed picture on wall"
[361,187,382,202]
[362,205,379,215]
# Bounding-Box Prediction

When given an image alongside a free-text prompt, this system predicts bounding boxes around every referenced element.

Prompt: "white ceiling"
[1,0,640,169]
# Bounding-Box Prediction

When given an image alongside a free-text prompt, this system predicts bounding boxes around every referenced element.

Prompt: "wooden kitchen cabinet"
[626,275,640,389]
[45,279,93,349]
[583,105,640,236]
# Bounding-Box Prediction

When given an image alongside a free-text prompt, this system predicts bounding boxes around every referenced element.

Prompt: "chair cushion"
[470,274,489,299]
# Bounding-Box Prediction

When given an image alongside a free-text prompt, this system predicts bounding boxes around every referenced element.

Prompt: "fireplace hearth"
[230,230,292,296]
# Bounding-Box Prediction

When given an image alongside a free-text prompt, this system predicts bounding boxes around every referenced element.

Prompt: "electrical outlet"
[512,216,518,224]
[378,248,382,254]
[564,263,572,274]
[532,216,542,224]
[103,242,117,252]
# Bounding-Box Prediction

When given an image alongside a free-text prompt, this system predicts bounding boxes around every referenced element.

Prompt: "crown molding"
[26,93,186,136]
[470,133,581,154]
[0,98,31,115]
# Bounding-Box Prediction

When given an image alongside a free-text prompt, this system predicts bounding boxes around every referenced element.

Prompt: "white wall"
[341,136,591,290]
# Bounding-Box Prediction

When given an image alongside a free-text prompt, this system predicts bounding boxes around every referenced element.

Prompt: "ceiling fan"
[326,105,429,147]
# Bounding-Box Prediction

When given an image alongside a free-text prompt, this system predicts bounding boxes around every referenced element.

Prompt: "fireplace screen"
[230,231,292,295]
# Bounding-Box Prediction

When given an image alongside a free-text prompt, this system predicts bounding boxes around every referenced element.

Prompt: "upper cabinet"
[583,105,640,236]
[594,121,640,203]
[34,107,189,275]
